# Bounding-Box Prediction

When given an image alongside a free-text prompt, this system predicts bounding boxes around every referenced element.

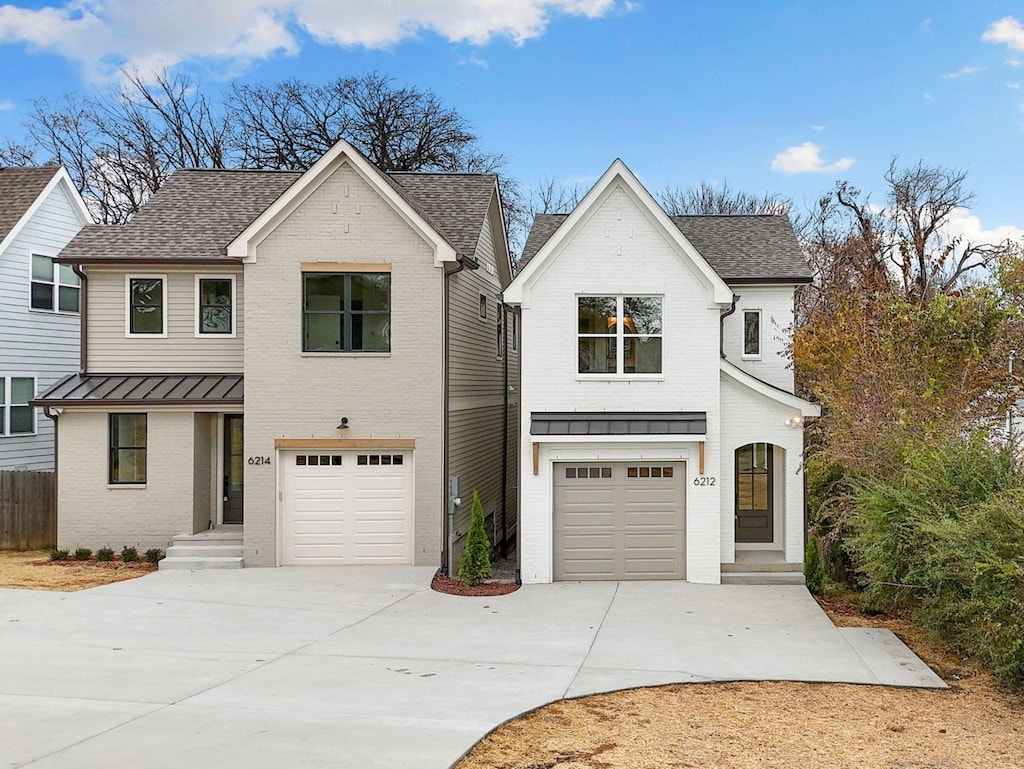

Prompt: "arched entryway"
[735,442,774,543]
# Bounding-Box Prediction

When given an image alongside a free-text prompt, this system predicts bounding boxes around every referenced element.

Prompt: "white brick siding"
[721,285,796,392]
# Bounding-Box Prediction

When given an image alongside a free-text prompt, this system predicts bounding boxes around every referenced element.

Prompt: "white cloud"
[458,52,489,69]
[0,0,618,79]
[942,65,984,79]
[982,16,1024,52]
[940,208,1024,251]
[810,124,826,131]
[1009,58,1023,67]
[923,92,935,101]
[1009,82,1022,90]
[0,99,15,111]
[770,142,854,175]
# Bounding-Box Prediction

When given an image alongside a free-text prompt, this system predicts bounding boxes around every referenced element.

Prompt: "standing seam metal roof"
[34,374,244,405]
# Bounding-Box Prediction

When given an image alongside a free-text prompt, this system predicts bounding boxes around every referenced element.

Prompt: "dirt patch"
[431,571,519,597]
[456,593,1024,769]
[0,550,157,592]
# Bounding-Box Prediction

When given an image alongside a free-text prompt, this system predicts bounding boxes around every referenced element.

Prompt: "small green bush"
[457,491,492,586]
[121,546,138,563]
[804,535,825,595]
[96,547,114,562]
[73,547,92,561]
[49,548,69,561]
[144,548,164,564]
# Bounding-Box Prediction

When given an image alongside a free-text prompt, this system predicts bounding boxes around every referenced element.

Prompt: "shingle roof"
[57,160,499,265]
[389,173,497,259]
[0,166,60,245]
[35,373,244,406]
[59,170,301,263]
[519,212,813,283]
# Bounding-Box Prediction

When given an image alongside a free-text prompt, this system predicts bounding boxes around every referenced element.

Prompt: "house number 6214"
[693,476,716,486]
[247,456,271,465]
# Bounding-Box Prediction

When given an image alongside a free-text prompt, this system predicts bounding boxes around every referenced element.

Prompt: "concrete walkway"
[0,567,945,769]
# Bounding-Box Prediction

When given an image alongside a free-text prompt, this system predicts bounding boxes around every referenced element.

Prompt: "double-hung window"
[30,254,80,313]
[578,295,662,375]
[0,376,36,436]
[303,272,390,353]
[196,276,235,336]
[126,276,167,336]
[743,310,761,358]
[109,413,147,484]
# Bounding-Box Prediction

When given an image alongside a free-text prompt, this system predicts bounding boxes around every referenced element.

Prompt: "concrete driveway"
[1,567,944,769]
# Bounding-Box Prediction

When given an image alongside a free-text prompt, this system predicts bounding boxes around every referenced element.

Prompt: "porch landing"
[721,550,804,585]
[159,525,244,570]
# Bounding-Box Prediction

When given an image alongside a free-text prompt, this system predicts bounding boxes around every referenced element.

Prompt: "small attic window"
[479,294,487,320]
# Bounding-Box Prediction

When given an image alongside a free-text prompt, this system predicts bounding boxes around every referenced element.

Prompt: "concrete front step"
[165,544,243,559]
[721,560,805,573]
[721,571,805,585]
[159,556,244,570]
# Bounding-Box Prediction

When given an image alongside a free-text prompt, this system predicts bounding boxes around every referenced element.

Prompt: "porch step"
[721,571,806,585]
[721,560,804,573]
[159,556,244,570]
[164,544,243,559]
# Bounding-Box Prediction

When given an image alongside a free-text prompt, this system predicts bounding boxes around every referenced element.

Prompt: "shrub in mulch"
[45,557,157,573]
[432,571,519,597]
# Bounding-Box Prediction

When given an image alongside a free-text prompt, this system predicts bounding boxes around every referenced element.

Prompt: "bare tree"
[529,177,585,216]
[0,139,37,167]
[656,180,792,216]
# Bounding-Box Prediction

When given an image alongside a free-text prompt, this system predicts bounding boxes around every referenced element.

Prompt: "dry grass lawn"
[0,549,156,591]
[457,595,1024,769]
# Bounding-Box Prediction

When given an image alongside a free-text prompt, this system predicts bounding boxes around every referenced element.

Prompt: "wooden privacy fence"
[0,470,56,550]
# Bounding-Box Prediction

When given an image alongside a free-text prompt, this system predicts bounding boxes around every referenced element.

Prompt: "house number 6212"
[247,456,271,466]
[693,476,716,486]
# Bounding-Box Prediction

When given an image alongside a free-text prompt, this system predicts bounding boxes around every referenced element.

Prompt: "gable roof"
[0,167,60,244]
[58,142,501,268]
[519,212,812,284]
[720,359,820,417]
[506,159,735,306]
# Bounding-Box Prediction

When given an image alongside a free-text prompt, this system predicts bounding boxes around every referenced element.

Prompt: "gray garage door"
[553,462,685,581]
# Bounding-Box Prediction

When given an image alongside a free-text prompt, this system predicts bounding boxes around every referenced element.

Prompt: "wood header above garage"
[299,262,392,273]
[275,438,415,449]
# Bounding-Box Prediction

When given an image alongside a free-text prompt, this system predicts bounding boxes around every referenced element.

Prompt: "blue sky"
[0,0,1022,244]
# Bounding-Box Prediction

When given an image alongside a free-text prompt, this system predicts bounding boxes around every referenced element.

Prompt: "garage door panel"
[282,451,413,565]
[554,462,685,581]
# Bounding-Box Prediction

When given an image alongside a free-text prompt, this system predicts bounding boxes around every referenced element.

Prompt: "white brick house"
[505,159,819,585]
[37,140,518,569]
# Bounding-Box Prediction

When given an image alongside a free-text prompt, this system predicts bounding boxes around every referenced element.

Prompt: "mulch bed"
[48,558,158,573]
[431,571,520,596]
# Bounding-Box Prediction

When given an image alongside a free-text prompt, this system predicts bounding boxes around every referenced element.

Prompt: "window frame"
[301,271,391,354]
[108,413,147,486]
[577,294,664,377]
[124,274,168,338]
[28,252,81,315]
[194,274,237,338]
[0,375,37,438]
[496,300,504,360]
[742,309,762,359]
[511,312,518,352]
[478,293,488,321]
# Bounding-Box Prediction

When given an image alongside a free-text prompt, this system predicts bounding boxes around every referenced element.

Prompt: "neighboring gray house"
[0,166,91,469]
[38,140,518,569]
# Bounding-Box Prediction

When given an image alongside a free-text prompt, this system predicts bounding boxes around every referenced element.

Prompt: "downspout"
[720,293,739,359]
[71,264,87,372]
[42,406,59,547]
[442,254,477,575]
[500,302,509,558]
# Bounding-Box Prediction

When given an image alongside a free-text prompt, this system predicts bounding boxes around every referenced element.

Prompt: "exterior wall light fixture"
[336,417,349,430]
[785,415,803,427]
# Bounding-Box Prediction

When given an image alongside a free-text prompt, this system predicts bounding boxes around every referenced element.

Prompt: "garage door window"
[295,454,342,466]
[627,466,674,478]
[357,453,403,465]
[565,466,612,478]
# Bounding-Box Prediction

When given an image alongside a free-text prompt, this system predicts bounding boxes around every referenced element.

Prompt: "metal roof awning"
[530,411,707,438]
[33,373,244,407]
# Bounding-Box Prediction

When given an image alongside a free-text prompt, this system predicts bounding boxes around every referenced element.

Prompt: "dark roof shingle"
[0,166,60,244]
[519,212,812,283]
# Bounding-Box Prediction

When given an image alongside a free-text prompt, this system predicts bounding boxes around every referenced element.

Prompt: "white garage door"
[553,462,685,580]
[281,450,414,565]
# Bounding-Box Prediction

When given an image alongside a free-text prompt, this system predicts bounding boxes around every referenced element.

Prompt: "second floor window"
[127,276,166,335]
[197,277,234,335]
[303,272,390,353]
[743,310,761,357]
[30,254,80,313]
[578,295,662,375]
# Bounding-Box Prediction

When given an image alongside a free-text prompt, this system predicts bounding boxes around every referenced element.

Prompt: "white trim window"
[511,313,518,352]
[578,295,663,375]
[743,309,762,358]
[30,254,80,313]
[496,301,504,360]
[195,275,236,337]
[0,376,36,437]
[109,413,147,485]
[479,293,488,321]
[125,275,168,337]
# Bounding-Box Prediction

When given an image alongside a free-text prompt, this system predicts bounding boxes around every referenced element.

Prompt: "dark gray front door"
[223,414,244,524]
[735,443,773,543]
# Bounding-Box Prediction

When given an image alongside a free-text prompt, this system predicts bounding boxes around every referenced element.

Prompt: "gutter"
[442,253,478,576]
[71,264,87,372]
[720,293,739,359]
[500,303,509,558]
